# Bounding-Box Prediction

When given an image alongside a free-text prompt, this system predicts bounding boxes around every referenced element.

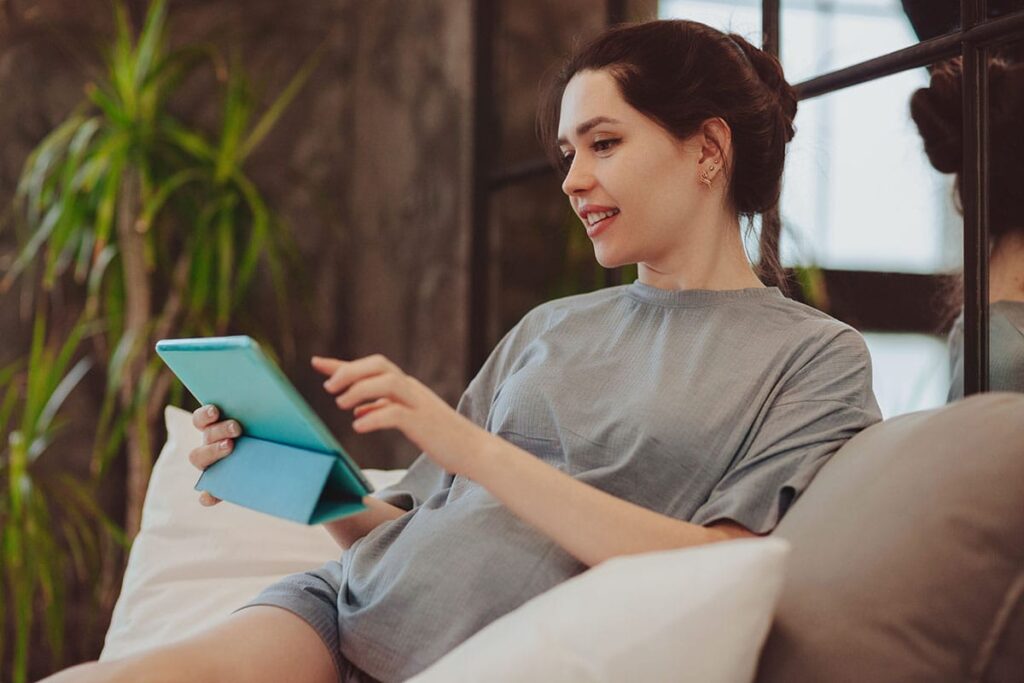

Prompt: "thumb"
[199,491,222,506]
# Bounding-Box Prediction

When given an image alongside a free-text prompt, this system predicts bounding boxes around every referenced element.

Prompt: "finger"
[354,398,390,418]
[323,354,402,393]
[188,439,234,470]
[336,374,408,410]
[311,356,344,376]
[201,419,242,445]
[352,403,404,433]
[192,404,219,430]
[198,491,221,506]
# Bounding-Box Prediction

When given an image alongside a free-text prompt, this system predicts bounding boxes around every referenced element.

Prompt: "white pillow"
[104,405,788,683]
[100,405,405,661]
[410,537,790,683]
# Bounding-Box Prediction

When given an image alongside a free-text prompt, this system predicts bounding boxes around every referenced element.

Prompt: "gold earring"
[699,163,716,187]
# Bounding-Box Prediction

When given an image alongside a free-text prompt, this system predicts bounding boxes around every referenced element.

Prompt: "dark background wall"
[0,0,475,475]
[1,0,662,675]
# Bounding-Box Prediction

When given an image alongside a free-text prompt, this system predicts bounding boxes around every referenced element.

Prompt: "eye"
[592,138,620,153]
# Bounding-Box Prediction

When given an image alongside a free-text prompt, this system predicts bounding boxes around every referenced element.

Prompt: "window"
[660,0,958,415]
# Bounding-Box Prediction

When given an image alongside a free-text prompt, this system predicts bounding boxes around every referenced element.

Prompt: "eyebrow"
[556,116,622,146]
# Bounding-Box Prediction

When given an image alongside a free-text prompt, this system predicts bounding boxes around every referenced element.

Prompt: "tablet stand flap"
[194,436,367,525]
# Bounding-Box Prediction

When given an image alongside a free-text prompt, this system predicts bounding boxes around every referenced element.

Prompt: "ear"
[697,117,733,168]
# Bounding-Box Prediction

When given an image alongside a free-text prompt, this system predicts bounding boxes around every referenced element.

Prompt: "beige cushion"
[756,393,1024,683]
[412,538,790,683]
[101,406,406,661]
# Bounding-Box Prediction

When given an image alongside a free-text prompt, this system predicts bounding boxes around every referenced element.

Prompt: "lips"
[585,209,619,238]
[578,205,620,238]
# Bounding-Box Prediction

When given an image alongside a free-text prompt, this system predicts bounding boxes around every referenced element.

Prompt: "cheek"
[625,156,694,227]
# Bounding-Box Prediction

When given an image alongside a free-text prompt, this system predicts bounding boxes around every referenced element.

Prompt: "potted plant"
[2,0,318,535]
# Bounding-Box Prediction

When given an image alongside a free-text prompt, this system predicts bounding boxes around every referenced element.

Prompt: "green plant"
[0,310,126,683]
[2,0,316,535]
[792,264,830,311]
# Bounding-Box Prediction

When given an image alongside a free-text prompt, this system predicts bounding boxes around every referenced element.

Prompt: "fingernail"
[207,405,217,417]
[220,440,231,450]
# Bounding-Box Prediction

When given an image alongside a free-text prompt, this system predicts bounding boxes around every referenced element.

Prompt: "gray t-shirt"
[947,301,1024,401]
[337,281,881,681]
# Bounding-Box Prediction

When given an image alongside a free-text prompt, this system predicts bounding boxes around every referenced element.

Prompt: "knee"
[37,660,118,683]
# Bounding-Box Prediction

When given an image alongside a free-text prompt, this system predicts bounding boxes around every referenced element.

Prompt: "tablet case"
[155,336,373,525]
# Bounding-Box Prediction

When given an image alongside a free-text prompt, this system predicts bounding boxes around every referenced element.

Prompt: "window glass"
[659,0,761,41]
[863,332,950,417]
[660,0,962,272]
[780,75,961,272]
[780,1,926,83]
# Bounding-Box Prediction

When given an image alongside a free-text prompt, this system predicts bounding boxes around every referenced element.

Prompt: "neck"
[637,211,764,291]
[989,231,1024,303]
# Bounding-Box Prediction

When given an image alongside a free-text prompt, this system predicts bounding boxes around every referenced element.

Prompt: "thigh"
[111,605,340,683]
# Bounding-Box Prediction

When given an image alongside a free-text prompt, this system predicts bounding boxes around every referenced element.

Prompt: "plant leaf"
[34,358,92,457]
[137,168,205,232]
[133,0,168,92]
[238,43,324,162]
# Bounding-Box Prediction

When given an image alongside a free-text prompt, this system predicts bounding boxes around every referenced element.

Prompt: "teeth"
[586,208,619,225]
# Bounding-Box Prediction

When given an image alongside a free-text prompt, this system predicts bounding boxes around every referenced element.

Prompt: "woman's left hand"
[312,354,487,477]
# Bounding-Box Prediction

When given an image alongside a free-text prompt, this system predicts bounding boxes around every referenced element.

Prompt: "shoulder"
[989,302,1024,391]
[752,298,876,407]
[751,294,872,361]
[485,287,626,365]
[764,293,854,331]
[516,285,629,328]
[992,301,1024,338]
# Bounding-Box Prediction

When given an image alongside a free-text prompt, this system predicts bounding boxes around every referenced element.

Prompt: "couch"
[99,393,1024,682]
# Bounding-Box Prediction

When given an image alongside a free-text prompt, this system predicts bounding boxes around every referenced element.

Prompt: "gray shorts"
[235,561,380,683]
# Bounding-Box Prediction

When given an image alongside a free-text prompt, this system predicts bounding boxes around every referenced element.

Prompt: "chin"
[592,248,631,270]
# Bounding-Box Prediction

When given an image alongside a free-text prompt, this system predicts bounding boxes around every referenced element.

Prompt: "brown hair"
[536,20,798,286]
[910,56,1024,244]
[910,55,1024,321]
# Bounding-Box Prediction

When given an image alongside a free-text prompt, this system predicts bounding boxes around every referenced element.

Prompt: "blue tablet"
[155,335,373,495]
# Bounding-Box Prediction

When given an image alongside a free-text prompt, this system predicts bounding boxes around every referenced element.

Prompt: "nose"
[561,155,595,197]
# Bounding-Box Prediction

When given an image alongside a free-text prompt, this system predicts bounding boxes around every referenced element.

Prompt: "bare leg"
[38,606,338,683]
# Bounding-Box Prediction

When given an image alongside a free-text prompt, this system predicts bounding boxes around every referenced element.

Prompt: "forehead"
[557,70,632,140]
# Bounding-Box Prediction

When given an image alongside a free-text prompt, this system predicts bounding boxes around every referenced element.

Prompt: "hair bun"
[909,58,963,173]
[910,56,1024,239]
[727,33,798,143]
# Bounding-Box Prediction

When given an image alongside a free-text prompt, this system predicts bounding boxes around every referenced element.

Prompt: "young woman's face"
[557,69,706,269]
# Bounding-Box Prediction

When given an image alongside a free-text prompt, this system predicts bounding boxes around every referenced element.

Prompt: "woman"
[47,19,880,683]
[909,55,1024,400]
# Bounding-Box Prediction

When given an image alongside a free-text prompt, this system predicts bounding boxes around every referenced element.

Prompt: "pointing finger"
[311,356,343,375]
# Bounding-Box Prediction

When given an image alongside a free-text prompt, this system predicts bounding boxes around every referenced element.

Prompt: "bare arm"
[312,355,757,569]
[323,496,407,550]
[466,435,757,567]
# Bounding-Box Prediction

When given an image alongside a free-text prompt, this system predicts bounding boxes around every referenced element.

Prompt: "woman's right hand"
[189,404,243,507]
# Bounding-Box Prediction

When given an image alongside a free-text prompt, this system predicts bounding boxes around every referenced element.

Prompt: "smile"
[585,208,620,226]
[585,209,619,238]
